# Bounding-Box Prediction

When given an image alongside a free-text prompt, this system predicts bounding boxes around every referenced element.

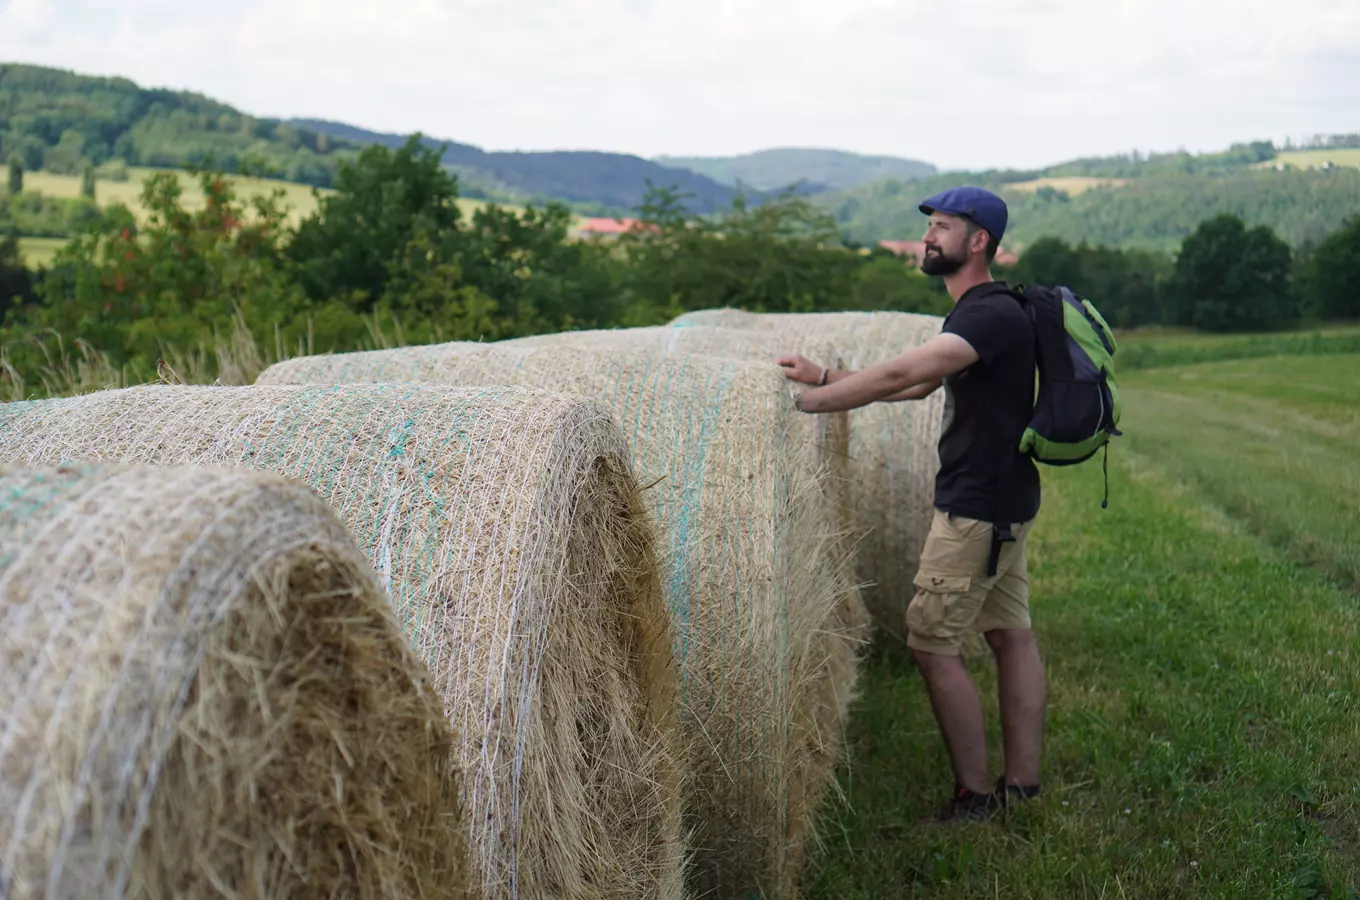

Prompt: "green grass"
[1120,354,1360,588]
[801,358,1360,898]
[16,236,67,268]
[1115,325,1360,371]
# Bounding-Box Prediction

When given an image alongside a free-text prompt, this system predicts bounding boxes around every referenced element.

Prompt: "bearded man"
[778,186,1045,823]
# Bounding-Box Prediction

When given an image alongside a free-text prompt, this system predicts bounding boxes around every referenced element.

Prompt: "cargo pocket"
[906,572,977,641]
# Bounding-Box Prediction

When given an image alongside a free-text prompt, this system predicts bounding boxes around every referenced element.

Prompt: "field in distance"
[1258,148,1360,171]
[15,236,67,268]
[16,169,519,260]
[1001,176,1128,196]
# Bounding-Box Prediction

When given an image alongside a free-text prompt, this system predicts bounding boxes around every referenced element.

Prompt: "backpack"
[1007,283,1123,505]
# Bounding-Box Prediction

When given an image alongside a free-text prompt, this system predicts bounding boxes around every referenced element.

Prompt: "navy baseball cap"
[918,186,1008,243]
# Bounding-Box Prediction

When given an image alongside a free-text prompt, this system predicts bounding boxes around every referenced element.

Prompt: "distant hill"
[655,148,936,191]
[0,63,358,187]
[291,119,744,214]
[0,63,743,215]
[821,167,1360,252]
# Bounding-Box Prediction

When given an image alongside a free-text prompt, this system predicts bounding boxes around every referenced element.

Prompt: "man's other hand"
[776,354,823,385]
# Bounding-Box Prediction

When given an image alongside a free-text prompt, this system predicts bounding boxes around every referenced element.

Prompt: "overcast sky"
[3,0,1358,171]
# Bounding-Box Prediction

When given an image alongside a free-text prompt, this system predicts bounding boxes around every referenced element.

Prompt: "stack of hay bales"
[257,343,865,899]
[0,463,468,899]
[0,386,684,900]
[670,309,948,645]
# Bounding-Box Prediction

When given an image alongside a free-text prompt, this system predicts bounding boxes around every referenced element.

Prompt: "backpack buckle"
[987,523,1016,577]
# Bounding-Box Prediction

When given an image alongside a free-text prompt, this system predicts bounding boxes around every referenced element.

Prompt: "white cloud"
[2,0,1357,170]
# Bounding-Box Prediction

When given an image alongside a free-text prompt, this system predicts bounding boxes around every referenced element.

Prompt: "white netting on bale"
[670,308,948,644]
[258,343,866,899]
[0,463,468,900]
[0,386,684,900]
[503,325,864,622]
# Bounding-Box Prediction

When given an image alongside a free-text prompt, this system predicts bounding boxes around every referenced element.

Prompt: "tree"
[1008,237,1171,328]
[620,185,861,315]
[6,168,315,382]
[1009,237,1084,288]
[1168,214,1296,332]
[1298,214,1360,320]
[80,164,97,200]
[6,155,21,195]
[0,229,37,318]
[287,135,463,309]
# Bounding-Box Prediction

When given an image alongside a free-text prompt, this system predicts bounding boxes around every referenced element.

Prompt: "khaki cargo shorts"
[905,509,1036,656]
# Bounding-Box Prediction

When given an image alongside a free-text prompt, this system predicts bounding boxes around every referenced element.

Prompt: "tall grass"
[0,309,417,401]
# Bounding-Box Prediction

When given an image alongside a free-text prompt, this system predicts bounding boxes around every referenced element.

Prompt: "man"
[778,186,1045,823]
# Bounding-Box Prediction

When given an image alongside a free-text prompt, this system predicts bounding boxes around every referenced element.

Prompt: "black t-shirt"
[933,281,1041,524]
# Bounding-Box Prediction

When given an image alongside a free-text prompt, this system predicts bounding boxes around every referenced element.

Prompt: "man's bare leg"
[985,628,1046,786]
[910,647,990,794]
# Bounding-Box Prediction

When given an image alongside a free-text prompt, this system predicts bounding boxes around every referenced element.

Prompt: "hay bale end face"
[0,386,684,900]
[259,343,866,899]
[671,309,948,645]
[0,463,467,900]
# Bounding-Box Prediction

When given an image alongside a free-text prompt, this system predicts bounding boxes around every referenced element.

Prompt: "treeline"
[1009,213,1360,331]
[0,64,359,187]
[0,137,951,389]
[1,135,1355,394]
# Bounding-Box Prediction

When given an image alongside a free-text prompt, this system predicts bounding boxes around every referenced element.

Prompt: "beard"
[919,244,965,276]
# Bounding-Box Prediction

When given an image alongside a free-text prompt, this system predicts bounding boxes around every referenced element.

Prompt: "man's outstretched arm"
[778,334,977,413]
[809,369,939,401]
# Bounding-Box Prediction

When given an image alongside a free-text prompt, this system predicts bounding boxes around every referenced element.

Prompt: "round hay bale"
[0,386,684,900]
[258,344,865,898]
[503,326,866,624]
[670,309,948,646]
[0,463,467,900]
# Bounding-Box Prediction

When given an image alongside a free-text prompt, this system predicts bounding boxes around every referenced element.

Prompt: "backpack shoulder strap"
[977,281,1031,575]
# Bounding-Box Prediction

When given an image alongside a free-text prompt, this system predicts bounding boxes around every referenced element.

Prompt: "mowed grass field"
[1002,176,1128,196]
[801,349,1360,898]
[15,237,68,268]
[1259,149,1360,171]
[17,168,510,258]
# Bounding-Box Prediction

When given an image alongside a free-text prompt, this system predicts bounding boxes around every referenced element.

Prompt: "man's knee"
[984,627,1037,656]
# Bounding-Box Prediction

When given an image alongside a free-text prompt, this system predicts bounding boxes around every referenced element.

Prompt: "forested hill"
[823,166,1360,251]
[653,148,936,191]
[0,63,743,213]
[290,118,743,213]
[0,63,358,186]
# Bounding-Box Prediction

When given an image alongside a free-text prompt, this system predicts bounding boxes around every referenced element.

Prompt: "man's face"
[920,212,971,276]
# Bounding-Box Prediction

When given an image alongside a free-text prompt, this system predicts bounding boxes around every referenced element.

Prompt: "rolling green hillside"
[654,148,936,191]
[292,118,745,214]
[0,63,359,186]
[823,167,1360,251]
[2,63,743,215]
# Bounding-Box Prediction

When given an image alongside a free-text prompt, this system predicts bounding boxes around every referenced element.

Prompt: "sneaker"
[924,783,1001,825]
[996,776,1041,809]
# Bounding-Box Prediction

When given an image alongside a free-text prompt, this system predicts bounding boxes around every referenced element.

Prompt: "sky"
[2,0,1358,172]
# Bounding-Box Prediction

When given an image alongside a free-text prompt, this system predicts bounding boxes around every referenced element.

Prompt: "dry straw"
[505,325,861,595]
[0,463,467,900]
[670,309,948,645]
[259,343,867,899]
[0,385,684,900]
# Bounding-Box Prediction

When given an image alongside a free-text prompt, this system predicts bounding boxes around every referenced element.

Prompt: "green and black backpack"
[1008,283,1123,503]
